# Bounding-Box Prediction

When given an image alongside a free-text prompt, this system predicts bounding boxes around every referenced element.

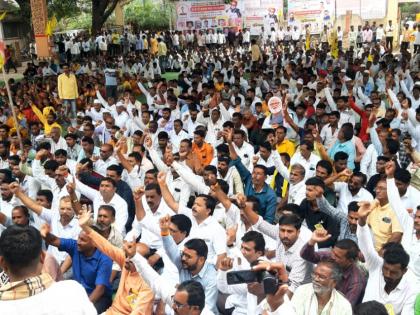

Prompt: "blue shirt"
[231,157,277,223]
[162,235,218,314]
[59,238,113,297]
[328,140,356,170]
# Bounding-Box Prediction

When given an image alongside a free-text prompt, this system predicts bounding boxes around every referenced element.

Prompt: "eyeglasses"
[311,272,331,281]
[171,296,189,310]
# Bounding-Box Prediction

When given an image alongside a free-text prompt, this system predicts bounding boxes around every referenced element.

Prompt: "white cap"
[344,76,352,82]
[93,99,101,104]
[360,64,366,68]
[297,78,304,85]
[76,111,85,117]
[116,101,124,107]
[340,69,346,73]
[363,70,370,74]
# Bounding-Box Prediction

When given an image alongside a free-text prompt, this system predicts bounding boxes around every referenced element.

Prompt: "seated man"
[0,225,95,314]
[41,224,113,313]
[124,237,214,315]
[357,201,417,314]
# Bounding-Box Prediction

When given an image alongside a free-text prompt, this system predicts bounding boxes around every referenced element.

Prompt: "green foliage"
[59,12,92,31]
[400,2,420,20]
[124,0,172,30]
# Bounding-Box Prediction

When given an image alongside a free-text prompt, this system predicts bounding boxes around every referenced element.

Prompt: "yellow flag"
[0,54,4,70]
[0,12,6,21]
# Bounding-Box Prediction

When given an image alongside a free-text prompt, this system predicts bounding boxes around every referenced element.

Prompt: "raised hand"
[123,236,137,259]
[144,135,152,149]
[384,160,396,178]
[340,168,353,177]
[309,229,331,245]
[66,176,76,195]
[78,208,93,228]
[133,186,145,201]
[252,155,260,165]
[40,223,51,239]
[226,225,237,246]
[9,182,21,195]
[159,215,171,234]
[236,193,247,209]
[219,257,234,271]
[157,171,167,186]
[357,201,376,219]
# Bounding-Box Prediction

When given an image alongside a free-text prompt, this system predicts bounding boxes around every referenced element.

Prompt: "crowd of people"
[0,20,420,315]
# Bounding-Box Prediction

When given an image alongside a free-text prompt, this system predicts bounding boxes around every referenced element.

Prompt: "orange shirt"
[192,142,214,167]
[88,229,154,315]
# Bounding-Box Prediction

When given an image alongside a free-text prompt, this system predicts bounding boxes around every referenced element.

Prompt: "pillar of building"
[30,0,49,58]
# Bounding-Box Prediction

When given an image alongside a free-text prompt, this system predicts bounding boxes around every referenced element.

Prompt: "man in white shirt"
[385,162,420,287]
[320,111,340,150]
[169,119,189,153]
[290,141,320,179]
[385,20,394,51]
[0,225,96,315]
[232,129,254,169]
[376,24,385,43]
[333,172,373,214]
[12,185,81,267]
[73,177,128,235]
[94,144,118,176]
[127,244,215,315]
[158,173,227,267]
[217,230,267,315]
[357,201,417,315]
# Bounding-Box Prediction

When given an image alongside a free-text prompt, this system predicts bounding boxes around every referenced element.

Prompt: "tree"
[91,0,119,34]
[124,1,171,31]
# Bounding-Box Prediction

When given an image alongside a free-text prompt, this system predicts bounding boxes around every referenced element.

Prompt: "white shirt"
[290,152,320,179]
[73,179,128,235]
[39,207,81,264]
[357,224,417,315]
[94,156,118,177]
[387,178,420,289]
[334,182,373,214]
[360,144,379,180]
[233,141,255,169]
[0,280,96,315]
[320,124,339,150]
[168,129,189,152]
[50,137,68,153]
[253,217,313,293]
[179,206,227,265]
[291,283,353,315]
[131,253,215,315]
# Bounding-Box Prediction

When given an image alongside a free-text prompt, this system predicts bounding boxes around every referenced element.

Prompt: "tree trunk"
[91,0,119,35]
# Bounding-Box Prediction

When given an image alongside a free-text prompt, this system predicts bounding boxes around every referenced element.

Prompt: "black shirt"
[298,199,340,248]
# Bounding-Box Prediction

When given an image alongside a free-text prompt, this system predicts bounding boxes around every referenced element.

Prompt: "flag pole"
[1,67,23,152]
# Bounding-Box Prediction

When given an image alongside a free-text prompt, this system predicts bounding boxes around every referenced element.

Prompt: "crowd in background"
[0,20,419,315]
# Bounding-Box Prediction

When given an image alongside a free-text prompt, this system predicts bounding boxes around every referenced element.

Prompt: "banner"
[287,0,334,34]
[175,0,243,31]
[242,0,284,30]
[175,0,284,31]
[335,0,387,20]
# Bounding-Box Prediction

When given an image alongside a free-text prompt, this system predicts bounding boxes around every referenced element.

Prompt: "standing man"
[57,64,78,118]
[157,37,167,74]
[385,20,394,51]
[401,23,411,52]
